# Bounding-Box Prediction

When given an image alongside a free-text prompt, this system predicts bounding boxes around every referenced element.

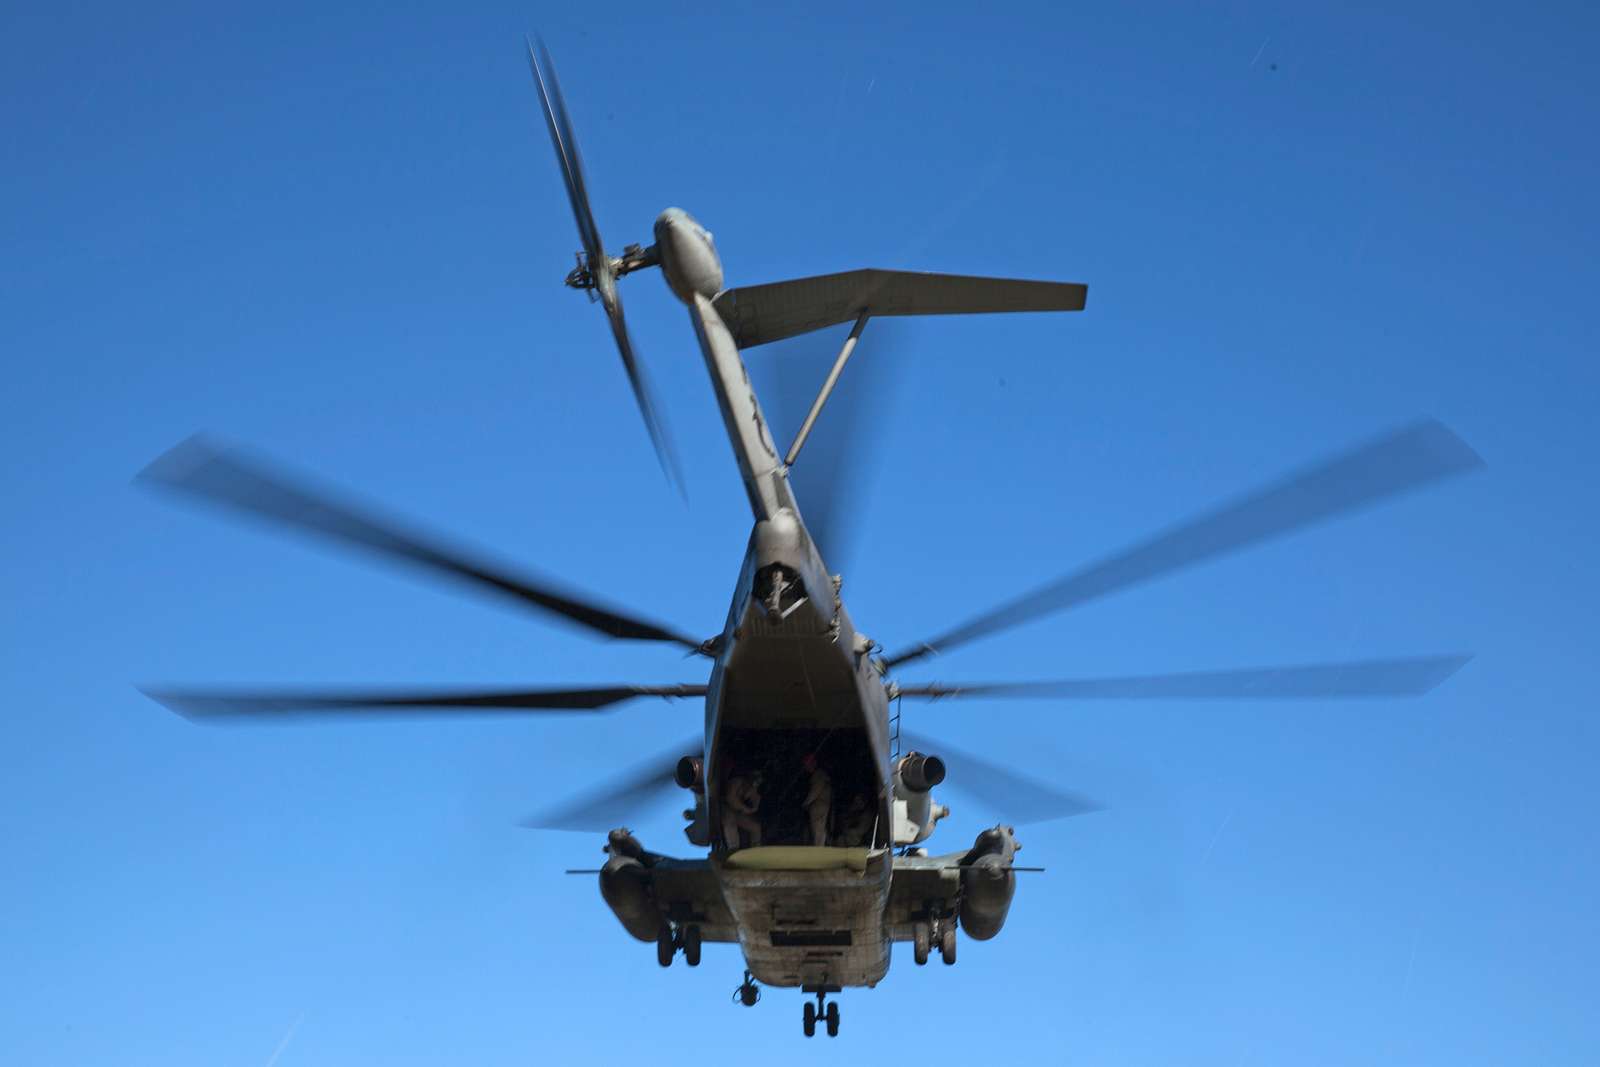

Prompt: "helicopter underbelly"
[718,855,893,989]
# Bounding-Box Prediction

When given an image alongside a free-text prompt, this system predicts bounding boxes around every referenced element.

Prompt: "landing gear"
[801,986,841,1038]
[657,922,703,967]
[913,918,957,966]
[732,971,760,1007]
[939,921,957,965]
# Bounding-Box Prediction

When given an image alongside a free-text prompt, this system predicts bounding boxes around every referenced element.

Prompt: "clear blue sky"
[4,2,1597,1063]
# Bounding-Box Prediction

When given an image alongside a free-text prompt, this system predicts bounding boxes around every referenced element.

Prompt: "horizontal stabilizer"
[712,269,1087,349]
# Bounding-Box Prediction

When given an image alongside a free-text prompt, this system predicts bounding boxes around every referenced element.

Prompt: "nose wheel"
[731,971,760,1007]
[800,985,841,1037]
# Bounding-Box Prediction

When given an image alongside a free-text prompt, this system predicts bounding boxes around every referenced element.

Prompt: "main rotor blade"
[526,36,602,263]
[901,730,1101,825]
[142,684,707,722]
[605,287,685,493]
[895,654,1472,702]
[138,437,703,650]
[521,737,702,832]
[884,420,1483,668]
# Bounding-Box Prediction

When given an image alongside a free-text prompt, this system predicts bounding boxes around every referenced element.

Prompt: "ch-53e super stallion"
[139,39,1481,1037]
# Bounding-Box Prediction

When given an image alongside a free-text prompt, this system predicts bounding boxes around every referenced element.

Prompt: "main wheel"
[939,921,957,965]
[739,983,759,1007]
[825,1001,840,1037]
[682,924,702,967]
[913,922,930,966]
[656,924,675,968]
[803,1001,817,1037]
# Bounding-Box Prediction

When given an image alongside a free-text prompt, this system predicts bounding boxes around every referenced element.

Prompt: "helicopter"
[138,39,1482,1038]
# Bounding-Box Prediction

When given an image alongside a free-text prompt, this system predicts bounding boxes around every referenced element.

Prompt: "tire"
[683,924,702,967]
[803,1002,816,1037]
[939,922,957,966]
[739,984,759,1007]
[913,922,930,966]
[656,924,675,968]
[825,1001,840,1037]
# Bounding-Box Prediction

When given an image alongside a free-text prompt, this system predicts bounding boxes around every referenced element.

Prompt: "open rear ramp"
[712,268,1088,348]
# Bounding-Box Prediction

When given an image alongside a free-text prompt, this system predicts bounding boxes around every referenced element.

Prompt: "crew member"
[841,794,874,847]
[801,753,833,847]
[723,772,763,851]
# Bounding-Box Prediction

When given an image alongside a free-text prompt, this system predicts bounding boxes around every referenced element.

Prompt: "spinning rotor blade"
[526,36,603,268]
[605,289,684,491]
[885,420,1484,669]
[521,737,703,832]
[901,730,1100,825]
[525,37,684,491]
[142,684,707,722]
[895,654,1472,701]
[138,436,703,650]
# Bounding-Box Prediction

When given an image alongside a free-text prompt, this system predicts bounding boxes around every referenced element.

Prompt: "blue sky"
[4,2,1598,1063]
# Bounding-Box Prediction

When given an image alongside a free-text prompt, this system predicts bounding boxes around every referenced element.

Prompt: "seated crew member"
[723,771,763,850]
[801,753,833,847]
[841,794,874,848]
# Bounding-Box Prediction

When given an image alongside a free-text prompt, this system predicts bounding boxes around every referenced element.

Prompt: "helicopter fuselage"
[662,206,900,988]
[701,526,896,987]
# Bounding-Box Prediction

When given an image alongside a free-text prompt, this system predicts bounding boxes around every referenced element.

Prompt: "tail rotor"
[524,37,684,493]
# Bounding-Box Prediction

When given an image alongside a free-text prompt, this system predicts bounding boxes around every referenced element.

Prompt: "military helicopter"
[139,40,1481,1038]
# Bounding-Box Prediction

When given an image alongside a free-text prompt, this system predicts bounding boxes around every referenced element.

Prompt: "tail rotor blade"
[885,420,1484,669]
[605,288,685,492]
[525,36,683,492]
[526,36,603,264]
